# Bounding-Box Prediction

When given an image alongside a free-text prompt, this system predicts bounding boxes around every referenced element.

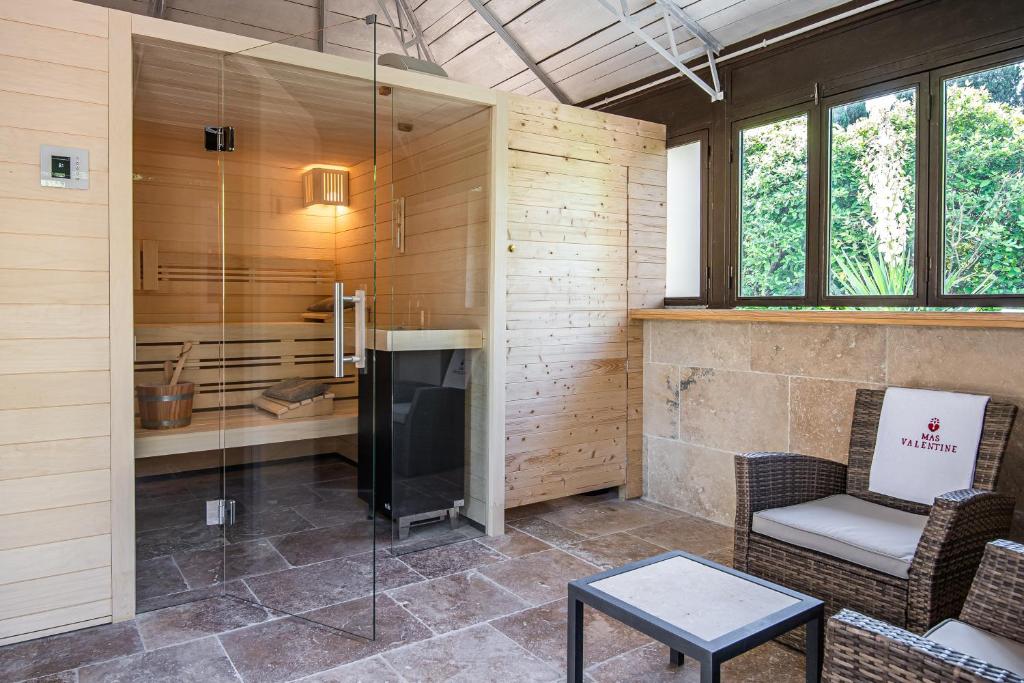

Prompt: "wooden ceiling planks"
[84,0,859,103]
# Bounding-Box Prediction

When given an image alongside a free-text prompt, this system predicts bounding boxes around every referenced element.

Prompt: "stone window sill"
[629,308,1024,329]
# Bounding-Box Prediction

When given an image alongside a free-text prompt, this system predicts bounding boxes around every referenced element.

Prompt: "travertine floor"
[0,490,806,682]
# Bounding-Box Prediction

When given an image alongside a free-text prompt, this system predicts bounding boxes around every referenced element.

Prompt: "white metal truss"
[376,0,437,64]
[594,0,724,101]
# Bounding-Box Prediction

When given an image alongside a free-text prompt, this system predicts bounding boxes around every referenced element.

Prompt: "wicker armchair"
[823,540,1024,682]
[735,388,1017,640]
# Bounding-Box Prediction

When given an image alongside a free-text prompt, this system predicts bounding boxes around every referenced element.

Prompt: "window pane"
[943,60,1024,296]
[666,141,702,298]
[827,88,918,297]
[738,114,808,297]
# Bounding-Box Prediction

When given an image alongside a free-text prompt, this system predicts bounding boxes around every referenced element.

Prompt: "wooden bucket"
[137,382,195,429]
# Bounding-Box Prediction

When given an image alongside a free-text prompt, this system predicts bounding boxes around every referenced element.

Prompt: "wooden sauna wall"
[133,120,337,324]
[335,106,491,330]
[504,95,666,507]
[0,1,116,644]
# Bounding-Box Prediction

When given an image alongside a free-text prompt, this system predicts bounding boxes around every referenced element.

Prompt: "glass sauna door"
[215,25,382,638]
[382,87,493,554]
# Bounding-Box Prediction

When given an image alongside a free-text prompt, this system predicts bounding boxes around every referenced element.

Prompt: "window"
[941,58,1024,298]
[665,135,706,302]
[827,87,919,298]
[710,49,1024,309]
[737,112,809,299]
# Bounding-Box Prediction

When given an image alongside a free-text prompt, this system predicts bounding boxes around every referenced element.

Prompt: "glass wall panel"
[738,113,809,298]
[827,87,918,297]
[942,59,1024,296]
[666,140,703,299]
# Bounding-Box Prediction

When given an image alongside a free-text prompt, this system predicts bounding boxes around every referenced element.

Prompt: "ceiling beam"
[376,0,437,64]
[593,0,724,101]
[465,0,572,104]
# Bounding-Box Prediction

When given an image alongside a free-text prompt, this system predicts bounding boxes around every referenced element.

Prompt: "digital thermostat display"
[40,145,88,190]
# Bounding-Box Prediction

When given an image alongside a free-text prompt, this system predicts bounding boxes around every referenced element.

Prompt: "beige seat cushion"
[927,619,1024,676]
[751,494,928,578]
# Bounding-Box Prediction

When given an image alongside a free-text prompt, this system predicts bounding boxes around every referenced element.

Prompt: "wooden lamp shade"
[302,167,349,207]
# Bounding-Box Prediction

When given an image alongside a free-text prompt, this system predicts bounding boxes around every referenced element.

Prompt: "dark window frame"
[729,103,820,307]
[664,129,711,307]
[818,73,931,308]
[928,46,1024,309]
[679,47,1024,310]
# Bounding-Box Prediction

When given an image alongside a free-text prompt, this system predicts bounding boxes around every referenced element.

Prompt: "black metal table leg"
[699,657,720,683]
[567,592,584,683]
[669,648,684,667]
[805,612,824,683]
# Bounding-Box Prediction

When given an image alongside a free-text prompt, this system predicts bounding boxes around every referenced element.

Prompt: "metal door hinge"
[206,499,236,525]
[204,126,235,152]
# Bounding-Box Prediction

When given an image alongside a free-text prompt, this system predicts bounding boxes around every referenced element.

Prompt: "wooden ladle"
[168,341,194,387]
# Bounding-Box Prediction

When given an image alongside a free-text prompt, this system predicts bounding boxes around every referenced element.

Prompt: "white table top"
[589,555,800,642]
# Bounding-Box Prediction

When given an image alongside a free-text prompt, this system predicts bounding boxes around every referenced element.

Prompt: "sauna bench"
[134,401,358,459]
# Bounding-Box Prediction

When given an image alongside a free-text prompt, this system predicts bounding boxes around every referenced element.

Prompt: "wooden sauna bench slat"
[134,400,358,459]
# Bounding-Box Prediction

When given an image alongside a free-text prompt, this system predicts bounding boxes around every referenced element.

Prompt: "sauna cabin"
[130,36,498,597]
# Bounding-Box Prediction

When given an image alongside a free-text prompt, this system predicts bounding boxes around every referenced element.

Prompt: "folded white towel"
[868,387,989,505]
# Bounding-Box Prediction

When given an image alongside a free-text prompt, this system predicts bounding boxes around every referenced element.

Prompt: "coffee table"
[567,550,824,683]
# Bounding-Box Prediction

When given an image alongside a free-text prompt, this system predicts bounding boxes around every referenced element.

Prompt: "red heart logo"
[928,418,940,432]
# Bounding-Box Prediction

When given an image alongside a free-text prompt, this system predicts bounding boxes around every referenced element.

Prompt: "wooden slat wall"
[0,0,115,644]
[133,121,337,323]
[504,95,665,508]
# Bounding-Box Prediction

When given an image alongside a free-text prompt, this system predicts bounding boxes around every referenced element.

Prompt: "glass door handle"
[334,282,367,378]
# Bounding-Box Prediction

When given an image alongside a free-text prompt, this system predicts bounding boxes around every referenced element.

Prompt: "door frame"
[108,10,508,622]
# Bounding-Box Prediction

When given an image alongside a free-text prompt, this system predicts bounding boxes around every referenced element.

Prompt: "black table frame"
[567,551,825,683]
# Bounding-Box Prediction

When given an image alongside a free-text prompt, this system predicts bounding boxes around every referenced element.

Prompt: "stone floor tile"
[587,641,804,682]
[383,624,560,683]
[0,621,143,681]
[136,555,187,602]
[136,595,271,650]
[541,500,676,538]
[477,549,599,606]
[135,520,222,563]
[629,514,734,556]
[388,570,529,633]
[564,532,669,570]
[298,655,404,682]
[135,500,206,533]
[507,516,588,547]
[270,520,377,566]
[477,528,552,557]
[220,595,429,683]
[77,636,238,683]
[174,538,289,590]
[136,580,253,614]
[225,506,313,543]
[493,599,652,673]
[292,495,373,528]
[244,552,421,614]
[396,539,504,579]
[21,671,77,682]
[230,484,324,513]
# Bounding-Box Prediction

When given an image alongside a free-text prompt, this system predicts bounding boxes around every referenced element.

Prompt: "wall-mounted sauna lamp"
[302,167,349,207]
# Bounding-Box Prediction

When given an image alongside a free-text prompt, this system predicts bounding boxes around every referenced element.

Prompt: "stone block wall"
[643,319,1024,536]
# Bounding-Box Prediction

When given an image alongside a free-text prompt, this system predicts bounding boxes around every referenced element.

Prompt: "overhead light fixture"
[302,167,349,207]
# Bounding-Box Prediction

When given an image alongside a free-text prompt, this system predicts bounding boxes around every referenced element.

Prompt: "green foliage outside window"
[738,60,1024,300]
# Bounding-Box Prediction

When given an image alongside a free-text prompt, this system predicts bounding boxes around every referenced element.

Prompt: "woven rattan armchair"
[735,388,1017,638]
[823,540,1024,682]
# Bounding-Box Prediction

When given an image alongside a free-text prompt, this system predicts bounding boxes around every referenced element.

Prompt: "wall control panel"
[40,145,89,190]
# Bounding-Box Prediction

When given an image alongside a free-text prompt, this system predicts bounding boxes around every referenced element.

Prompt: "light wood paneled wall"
[133,121,337,324]
[335,105,491,330]
[0,0,115,644]
[504,95,665,508]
